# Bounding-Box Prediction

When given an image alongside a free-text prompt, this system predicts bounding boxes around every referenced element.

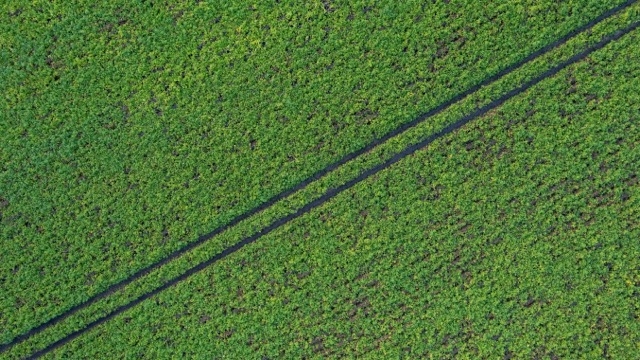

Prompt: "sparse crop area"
[1,0,639,359]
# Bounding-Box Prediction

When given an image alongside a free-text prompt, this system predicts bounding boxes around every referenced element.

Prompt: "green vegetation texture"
[1,0,634,344]
[1,0,639,358]
[27,17,640,360]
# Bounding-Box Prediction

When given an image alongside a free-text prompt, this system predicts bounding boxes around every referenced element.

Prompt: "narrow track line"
[23,16,640,360]
[2,0,636,354]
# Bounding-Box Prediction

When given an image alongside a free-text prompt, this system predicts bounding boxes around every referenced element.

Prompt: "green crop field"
[1,0,639,358]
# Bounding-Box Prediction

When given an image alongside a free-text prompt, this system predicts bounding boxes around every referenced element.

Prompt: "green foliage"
[1,0,632,344]
[28,22,640,360]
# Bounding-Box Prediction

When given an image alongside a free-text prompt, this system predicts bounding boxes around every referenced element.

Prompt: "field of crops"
[1,0,639,358]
